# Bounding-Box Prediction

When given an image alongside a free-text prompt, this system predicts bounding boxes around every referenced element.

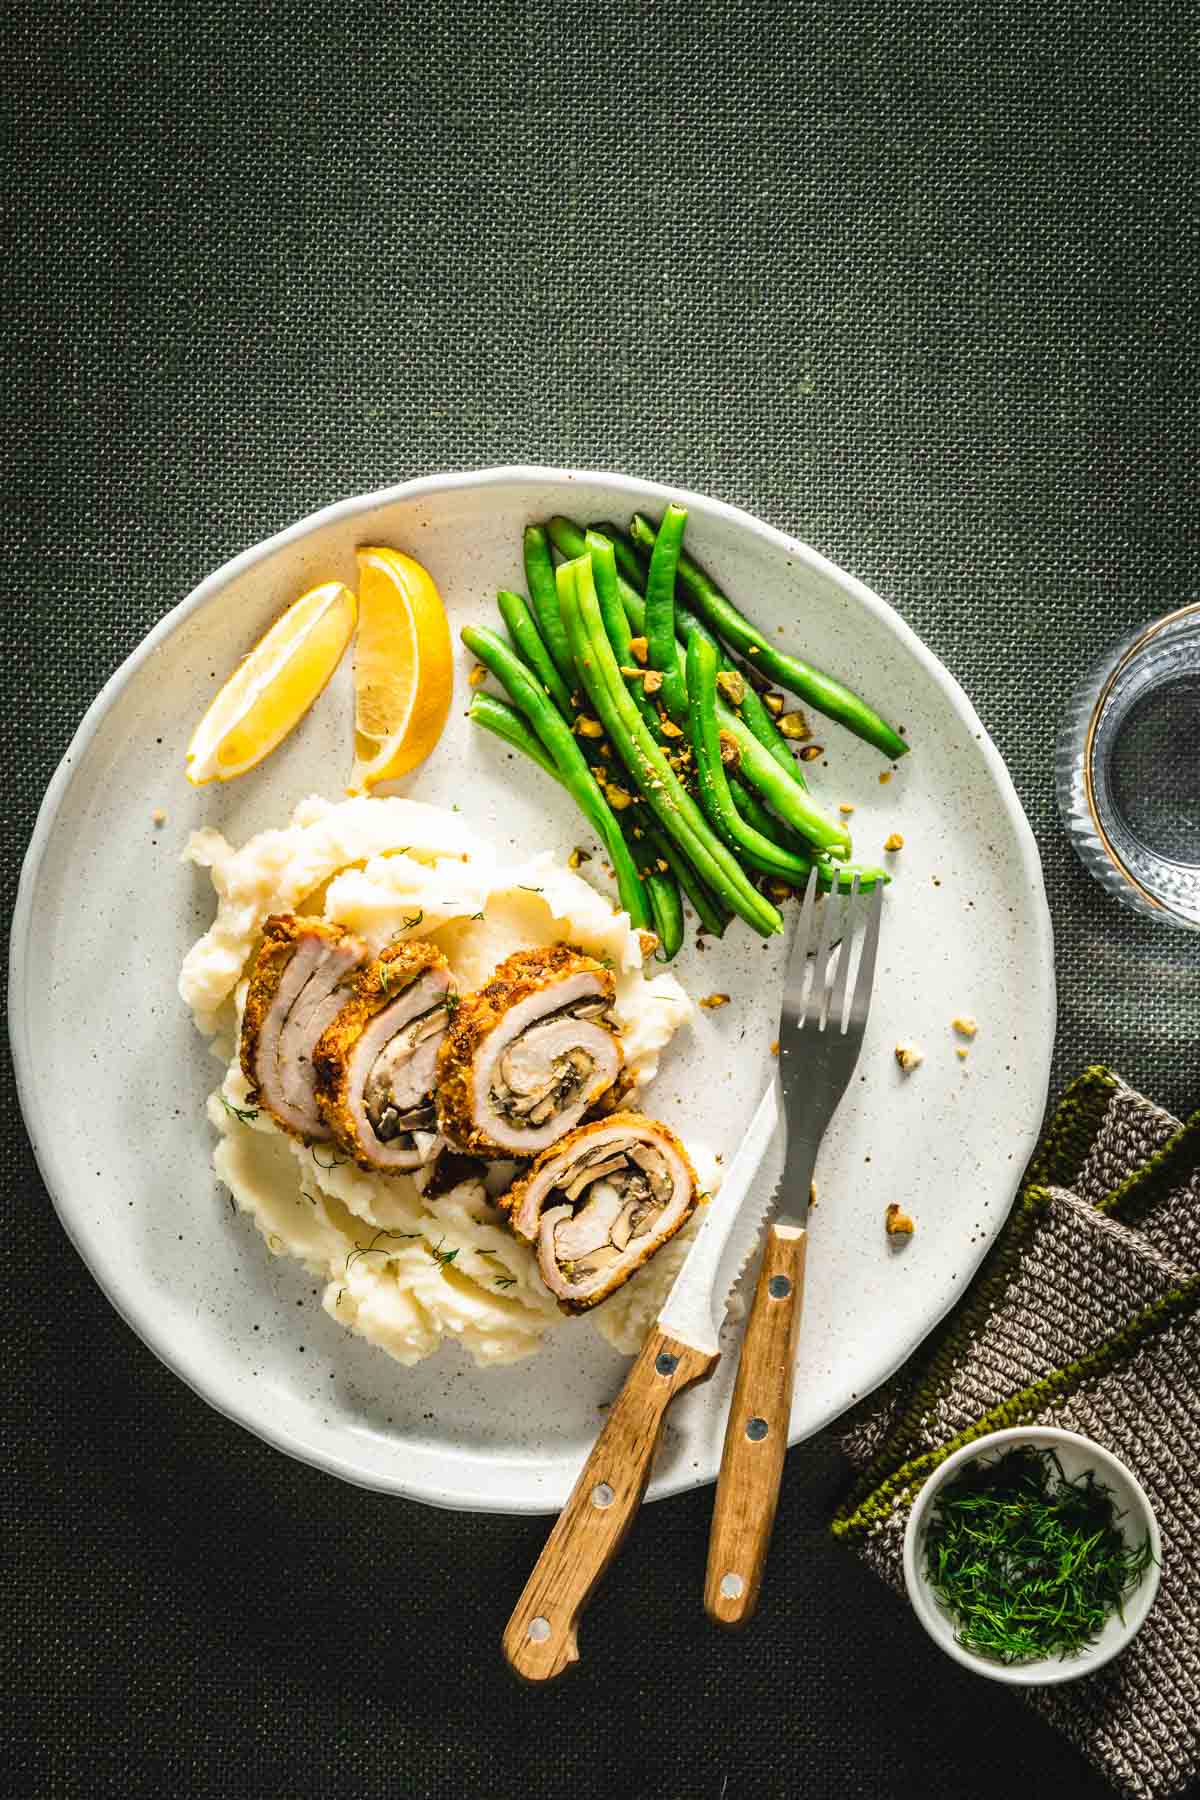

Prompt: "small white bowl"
[903,1425,1161,1686]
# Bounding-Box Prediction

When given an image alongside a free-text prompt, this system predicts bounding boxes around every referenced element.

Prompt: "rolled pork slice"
[313,941,457,1173]
[501,1111,698,1312]
[240,914,369,1141]
[434,944,623,1159]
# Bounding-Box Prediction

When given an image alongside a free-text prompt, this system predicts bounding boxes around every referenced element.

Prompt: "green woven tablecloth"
[4,3,1198,1797]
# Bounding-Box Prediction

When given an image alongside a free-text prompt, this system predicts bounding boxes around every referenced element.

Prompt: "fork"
[704,868,885,1626]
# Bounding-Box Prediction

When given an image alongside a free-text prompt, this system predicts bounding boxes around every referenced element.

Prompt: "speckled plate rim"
[11,465,1056,1510]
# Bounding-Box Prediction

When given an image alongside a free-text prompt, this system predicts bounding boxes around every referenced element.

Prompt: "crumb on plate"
[886,1204,915,1237]
[894,1042,924,1073]
[884,832,904,852]
[699,993,731,1010]
[952,1015,978,1038]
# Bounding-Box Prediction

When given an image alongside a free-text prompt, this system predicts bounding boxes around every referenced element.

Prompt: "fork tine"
[847,881,885,1034]
[804,877,840,1028]
[792,867,820,1024]
[827,875,862,1032]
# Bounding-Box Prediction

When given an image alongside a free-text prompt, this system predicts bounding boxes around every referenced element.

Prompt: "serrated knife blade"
[657,1079,780,1358]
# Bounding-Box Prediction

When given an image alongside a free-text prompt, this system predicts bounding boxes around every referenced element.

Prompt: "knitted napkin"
[833,1067,1200,1800]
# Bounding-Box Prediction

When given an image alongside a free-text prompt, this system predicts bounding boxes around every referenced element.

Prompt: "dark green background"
[5,2,1197,1796]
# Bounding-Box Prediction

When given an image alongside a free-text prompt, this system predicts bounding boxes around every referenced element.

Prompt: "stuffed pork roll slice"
[240,914,369,1141]
[313,941,457,1173]
[435,944,623,1159]
[500,1111,698,1312]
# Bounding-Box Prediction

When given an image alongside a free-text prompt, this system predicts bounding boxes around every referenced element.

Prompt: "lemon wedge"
[185,581,357,785]
[348,546,453,793]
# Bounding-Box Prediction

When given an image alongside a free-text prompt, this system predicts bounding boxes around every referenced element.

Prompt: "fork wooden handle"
[502,1327,718,1683]
[704,1223,808,1627]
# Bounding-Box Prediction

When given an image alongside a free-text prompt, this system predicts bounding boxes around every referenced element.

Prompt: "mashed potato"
[180,794,695,1368]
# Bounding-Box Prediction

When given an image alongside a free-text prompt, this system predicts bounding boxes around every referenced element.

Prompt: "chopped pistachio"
[638,930,659,958]
[567,847,592,870]
[468,663,488,688]
[765,879,793,902]
[952,1015,978,1039]
[150,807,167,826]
[660,717,684,739]
[839,803,855,816]
[642,668,663,695]
[698,993,731,1010]
[799,744,824,762]
[716,668,746,705]
[879,770,893,785]
[894,1042,924,1074]
[770,1039,780,1056]
[956,1046,969,1061]
[778,711,810,741]
[718,729,741,769]
[885,1204,915,1236]
[605,782,634,810]
[884,832,904,852]
[763,691,785,717]
[575,716,604,738]
[628,636,648,665]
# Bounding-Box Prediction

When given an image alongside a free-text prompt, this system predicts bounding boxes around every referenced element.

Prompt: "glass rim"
[1082,600,1200,919]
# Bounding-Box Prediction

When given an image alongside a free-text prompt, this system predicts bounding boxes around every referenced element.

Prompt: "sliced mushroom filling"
[363,1002,449,1146]
[547,1142,672,1279]
[489,997,616,1130]
[501,1113,697,1313]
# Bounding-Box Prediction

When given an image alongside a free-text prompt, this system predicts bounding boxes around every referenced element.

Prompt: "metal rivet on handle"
[720,1572,744,1599]
[655,1352,679,1376]
[746,1417,769,1441]
[768,1275,792,1299]
[527,1616,551,1642]
[591,1483,614,1509]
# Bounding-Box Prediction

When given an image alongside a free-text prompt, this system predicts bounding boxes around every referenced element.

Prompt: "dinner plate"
[11,467,1054,1513]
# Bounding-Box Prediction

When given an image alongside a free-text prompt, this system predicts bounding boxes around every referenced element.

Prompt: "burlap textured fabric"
[837,1071,1200,1799]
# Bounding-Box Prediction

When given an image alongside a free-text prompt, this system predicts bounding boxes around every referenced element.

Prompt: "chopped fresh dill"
[517,885,544,894]
[402,910,425,931]
[445,991,461,1016]
[429,1238,459,1269]
[468,911,485,921]
[344,1228,419,1274]
[310,1145,344,1170]
[475,1247,497,1258]
[493,1275,517,1290]
[220,1095,259,1125]
[923,1446,1155,1665]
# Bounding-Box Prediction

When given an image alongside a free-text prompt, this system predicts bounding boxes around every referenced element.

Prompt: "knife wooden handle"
[502,1327,718,1683]
[704,1223,807,1627]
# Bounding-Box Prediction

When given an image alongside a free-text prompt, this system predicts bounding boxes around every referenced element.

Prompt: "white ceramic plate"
[11,467,1054,1514]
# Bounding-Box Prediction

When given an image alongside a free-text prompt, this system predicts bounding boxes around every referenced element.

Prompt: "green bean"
[720,709,851,855]
[523,524,576,691]
[577,526,825,860]
[558,556,781,937]
[468,691,561,781]
[642,821,731,938]
[580,517,813,794]
[496,588,573,717]
[728,771,801,846]
[461,625,650,931]
[588,520,646,593]
[643,867,684,961]
[687,634,846,881]
[630,513,909,760]
[643,503,691,722]
[547,516,648,633]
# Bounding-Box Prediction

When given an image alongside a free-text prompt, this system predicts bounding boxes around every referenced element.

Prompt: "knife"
[501,1079,781,1683]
